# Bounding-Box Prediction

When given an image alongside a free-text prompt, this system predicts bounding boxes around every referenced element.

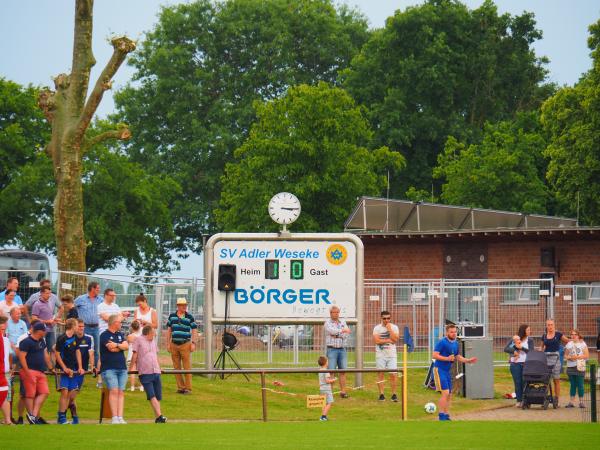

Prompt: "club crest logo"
[326,244,347,265]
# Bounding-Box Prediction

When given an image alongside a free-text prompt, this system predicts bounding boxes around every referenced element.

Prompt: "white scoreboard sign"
[212,238,358,320]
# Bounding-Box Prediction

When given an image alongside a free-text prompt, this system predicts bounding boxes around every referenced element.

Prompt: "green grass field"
[2,422,598,449]
[8,368,517,422]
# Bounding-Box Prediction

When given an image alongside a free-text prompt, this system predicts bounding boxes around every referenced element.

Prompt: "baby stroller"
[521,350,557,410]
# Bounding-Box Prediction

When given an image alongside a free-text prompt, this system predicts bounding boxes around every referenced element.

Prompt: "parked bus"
[0,249,51,299]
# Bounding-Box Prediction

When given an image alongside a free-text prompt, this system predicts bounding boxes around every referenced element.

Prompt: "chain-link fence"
[3,268,599,370]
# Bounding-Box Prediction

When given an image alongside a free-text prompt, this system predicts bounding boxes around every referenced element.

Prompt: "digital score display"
[290,259,304,280]
[212,238,359,320]
[265,259,304,279]
[265,259,279,279]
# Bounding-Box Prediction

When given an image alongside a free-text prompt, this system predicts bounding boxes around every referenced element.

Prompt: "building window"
[392,284,428,305]
[574,282,600,303]
[501,282,539,304]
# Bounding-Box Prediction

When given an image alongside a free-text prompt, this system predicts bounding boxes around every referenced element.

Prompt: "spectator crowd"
[0,277,190,425]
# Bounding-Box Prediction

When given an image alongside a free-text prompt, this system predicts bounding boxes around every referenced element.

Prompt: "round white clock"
[268,192,301,225]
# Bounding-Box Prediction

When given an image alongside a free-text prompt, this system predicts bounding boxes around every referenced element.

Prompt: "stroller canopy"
[523,350,551,377]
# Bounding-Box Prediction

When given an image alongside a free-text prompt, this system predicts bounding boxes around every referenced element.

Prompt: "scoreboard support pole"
[204,233,364,384]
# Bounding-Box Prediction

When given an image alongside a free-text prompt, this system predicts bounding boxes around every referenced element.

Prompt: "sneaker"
[553,397,559,407]
[118,417,127,424]
[111,416,120,425]
[565,403,574,408]
[319,416,328,421]
[37,416,48,425]
[176,389,185,394]
[26,412,38,425]
[515,402,522,408]
[391,394,398,402]
[155,415,167,423]
[140,385,144,392]
[340,392,349,399]
[181,389,191,395]
[57,413,68,425]
[438,413,450,421]
[130,386,136,392]
[378,394,385,401]
[16,417,23,425]
[579,402,586,409]
[71,416,79,425]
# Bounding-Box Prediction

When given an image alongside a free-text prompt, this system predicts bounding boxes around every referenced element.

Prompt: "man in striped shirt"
[166,298,198,394]
[323,305,351,398]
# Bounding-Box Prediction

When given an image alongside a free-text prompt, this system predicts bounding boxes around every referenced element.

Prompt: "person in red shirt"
[0,317,9,425]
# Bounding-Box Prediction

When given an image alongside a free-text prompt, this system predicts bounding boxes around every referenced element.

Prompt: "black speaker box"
[218,264,236,291]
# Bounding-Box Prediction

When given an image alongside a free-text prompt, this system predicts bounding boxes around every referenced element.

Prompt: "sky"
[1,0,599,278]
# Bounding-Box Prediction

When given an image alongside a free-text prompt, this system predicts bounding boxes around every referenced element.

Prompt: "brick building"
[345,197,600,349]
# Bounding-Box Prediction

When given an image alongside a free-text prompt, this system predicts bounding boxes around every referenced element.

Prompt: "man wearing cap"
[166,298,198,394]
[18,321,53,424]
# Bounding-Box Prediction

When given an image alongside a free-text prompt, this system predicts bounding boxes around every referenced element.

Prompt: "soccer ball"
[424,402,437,414]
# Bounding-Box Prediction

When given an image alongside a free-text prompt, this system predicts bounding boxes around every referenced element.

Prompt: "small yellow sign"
[306,395,326,408]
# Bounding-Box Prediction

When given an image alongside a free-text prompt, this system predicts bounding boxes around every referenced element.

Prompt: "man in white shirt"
[97,289,129,334]
[373,310,400,402]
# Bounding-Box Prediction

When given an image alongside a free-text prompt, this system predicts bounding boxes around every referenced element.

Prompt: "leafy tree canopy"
[0,80,182,273]
[342,0,552,196]
[541,19,600,225]
[434,112,548,214]
[115,0,370,246]
[216,83,405,232]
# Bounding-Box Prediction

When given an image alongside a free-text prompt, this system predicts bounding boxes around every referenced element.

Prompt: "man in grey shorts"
[373,310,399,402]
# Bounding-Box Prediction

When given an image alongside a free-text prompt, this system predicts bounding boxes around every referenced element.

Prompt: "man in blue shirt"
[433,324,477,421]
[0,277,23,305]
[74,282,103,369]
[99,314,128,424]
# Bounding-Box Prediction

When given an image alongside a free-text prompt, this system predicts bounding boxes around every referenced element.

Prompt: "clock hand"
[281,207,299,211]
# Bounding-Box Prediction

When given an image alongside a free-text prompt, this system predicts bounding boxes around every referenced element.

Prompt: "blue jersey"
[433,337,459,372]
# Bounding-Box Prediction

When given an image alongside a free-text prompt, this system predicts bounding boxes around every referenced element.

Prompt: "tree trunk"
[38,0,135,272]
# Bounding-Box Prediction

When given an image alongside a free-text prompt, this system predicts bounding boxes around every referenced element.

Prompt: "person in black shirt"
[99,314,128,424]
[54,318,84,425]
[18,322,53,424]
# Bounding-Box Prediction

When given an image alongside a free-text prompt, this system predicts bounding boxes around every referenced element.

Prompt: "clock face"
[268,192,301,225]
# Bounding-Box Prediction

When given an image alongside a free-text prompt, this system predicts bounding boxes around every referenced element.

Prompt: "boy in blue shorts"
[433,324,477,421]
[54,318,84,424]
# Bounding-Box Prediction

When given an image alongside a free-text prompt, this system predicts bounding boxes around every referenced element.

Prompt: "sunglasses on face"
[382,317,391,320]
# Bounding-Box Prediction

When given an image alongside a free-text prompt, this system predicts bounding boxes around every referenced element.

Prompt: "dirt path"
[455,395,587,422]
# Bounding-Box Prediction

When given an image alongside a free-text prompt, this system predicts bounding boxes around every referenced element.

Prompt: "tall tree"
[0,118,182,274]
[216,83,404,232]
[434,112,548,213]
[37,0,135,271]
[541,20,600,225]
[342,0,552,197]
[0,78,50,241]
[115,0,369,245]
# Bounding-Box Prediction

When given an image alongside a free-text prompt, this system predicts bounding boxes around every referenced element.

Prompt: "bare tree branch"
[69,0,95,117]
[82,127,132,152]
[74,36,136,143]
